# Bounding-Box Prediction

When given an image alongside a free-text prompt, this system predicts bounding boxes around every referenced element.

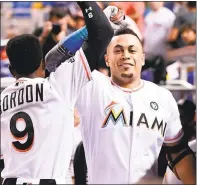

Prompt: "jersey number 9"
[10,112,34,152]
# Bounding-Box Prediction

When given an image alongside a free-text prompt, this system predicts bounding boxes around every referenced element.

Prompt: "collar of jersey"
[16,77,29,82]
[110,79,144,93]
[16,77,44,82]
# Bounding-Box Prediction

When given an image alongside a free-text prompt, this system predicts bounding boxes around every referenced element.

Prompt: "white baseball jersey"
[163,139,196,184]
[0,49,91,184]
[76,70,183,184]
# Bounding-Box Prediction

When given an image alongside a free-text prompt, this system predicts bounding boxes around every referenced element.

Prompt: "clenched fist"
[103,6,128,30]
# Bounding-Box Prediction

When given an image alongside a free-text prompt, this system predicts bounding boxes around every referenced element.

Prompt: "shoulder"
[143,81,179,120]
[1,77,16,95]
[162,7,175,18]
[92,70,110,82]
[79,70,111,92]
[143,80,175,107]
[143,80,172,96]
[1,86,11,98]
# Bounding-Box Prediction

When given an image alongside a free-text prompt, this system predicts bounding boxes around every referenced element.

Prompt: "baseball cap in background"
[6,34,43,75]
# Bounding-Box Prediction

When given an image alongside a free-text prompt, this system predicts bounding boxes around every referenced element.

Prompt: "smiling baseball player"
[46,8,196,185]
[0,2,114,185]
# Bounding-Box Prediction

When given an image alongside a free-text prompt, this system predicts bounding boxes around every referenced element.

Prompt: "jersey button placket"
[132,132,139,158]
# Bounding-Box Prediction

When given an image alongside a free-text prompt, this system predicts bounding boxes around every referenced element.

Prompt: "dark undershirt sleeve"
[77,2,113,71]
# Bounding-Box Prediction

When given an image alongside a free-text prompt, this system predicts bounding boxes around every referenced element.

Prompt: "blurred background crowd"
[0,2,196,84]
[0,1,196,183]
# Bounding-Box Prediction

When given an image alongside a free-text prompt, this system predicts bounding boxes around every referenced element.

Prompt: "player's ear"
[141,53,145,66]
[9,65,16,77]
[104,54,110,67]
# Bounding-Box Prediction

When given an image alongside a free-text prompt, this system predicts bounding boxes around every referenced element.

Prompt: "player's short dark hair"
[114,28,142,46]
[49,8,67,19]
[6,34,43,75]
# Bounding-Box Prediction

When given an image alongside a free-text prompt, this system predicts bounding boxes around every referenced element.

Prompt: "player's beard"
[121,73,133,78]
[120,59,136,79]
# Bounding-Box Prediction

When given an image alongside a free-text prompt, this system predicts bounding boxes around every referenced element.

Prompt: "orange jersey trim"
[79,50,91,81]
[164,129,183,142]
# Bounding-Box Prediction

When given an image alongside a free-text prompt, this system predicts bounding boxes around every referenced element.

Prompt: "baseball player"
[0,2,114,185]
[46,26,196,184]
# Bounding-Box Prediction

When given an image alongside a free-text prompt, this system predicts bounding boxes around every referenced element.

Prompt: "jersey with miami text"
[76,70,183,184]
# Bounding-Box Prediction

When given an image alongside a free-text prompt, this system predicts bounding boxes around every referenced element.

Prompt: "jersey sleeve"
[164,91,184,144]
[48,48,92,107]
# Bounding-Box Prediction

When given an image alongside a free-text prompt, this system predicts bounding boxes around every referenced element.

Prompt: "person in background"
[143,2,176,84]
[124,2,145,34]
[180,24,196,46]
[97,2,105,10]
[163,99,196,184]
[73,16,85,30]
[168,1,196,48]
[164,2,187,15]
[33,8,68,57]
[31,2,48,30]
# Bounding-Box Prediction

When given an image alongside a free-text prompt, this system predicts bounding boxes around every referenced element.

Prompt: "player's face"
[105,34,145,84]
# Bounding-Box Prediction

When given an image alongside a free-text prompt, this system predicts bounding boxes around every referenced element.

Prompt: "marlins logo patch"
[102,101,128,128]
